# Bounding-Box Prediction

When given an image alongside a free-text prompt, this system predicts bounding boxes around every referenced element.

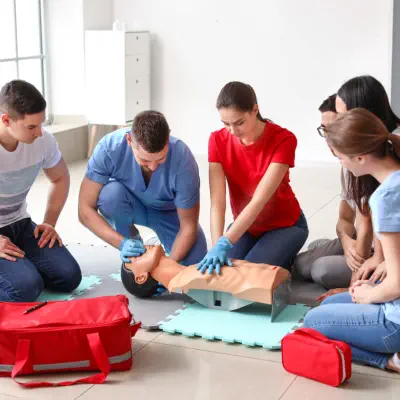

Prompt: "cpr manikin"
[121,245,290,320]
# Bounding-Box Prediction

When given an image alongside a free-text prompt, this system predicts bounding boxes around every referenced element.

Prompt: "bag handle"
[130,321,142,337]
[291,328,334,344]
[11,332,111,388]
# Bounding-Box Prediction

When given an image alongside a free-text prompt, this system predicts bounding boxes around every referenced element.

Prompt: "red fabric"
[281,328,352,387]
[208,122,301,237]
[0,295,140,387]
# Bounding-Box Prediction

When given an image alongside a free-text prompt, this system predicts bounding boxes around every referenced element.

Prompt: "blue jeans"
[304,292,400,369]
[0,218,82,302]
[227,211,309,270]
[98,181,207,266]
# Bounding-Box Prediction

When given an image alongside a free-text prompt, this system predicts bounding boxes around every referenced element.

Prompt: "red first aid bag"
[0,295,141,388]
[281,328,352,387]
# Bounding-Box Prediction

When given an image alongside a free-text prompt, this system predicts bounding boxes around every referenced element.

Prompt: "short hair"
[318,94,336,113]
[131,110,170,153]
[0,80,46,120]
[121,262,159,298]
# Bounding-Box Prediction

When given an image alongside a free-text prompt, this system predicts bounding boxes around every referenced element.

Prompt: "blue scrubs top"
[86,128,200,211]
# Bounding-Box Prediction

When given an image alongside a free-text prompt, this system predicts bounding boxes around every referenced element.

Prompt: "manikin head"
[121,245,165,298]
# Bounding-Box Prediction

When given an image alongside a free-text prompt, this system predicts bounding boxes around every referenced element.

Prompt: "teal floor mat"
[159,302,309,349]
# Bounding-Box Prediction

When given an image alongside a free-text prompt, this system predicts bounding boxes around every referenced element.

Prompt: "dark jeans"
[228,211,309,270]
[0,218,82,302]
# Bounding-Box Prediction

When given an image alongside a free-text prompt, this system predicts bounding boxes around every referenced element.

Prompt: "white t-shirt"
[0,130,61,228]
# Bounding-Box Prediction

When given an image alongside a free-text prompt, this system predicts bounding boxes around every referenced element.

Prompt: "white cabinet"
[84,30,150,126]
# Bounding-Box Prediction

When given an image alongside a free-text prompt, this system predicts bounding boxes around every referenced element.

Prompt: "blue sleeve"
[174,146,200,209]
[85,141,115,185]
[370,189,400,233]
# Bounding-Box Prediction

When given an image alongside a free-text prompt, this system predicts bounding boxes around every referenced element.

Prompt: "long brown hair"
[216,81,270,122]
[325,108,400,215]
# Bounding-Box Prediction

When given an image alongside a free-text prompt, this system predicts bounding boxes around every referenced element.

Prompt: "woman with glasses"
[304,108,400,373]
[294,75,400,294]
[196,81,308,275]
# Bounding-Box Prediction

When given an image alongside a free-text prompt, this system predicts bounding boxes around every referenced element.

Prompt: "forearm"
[43,179,69,226]
[368,279,400,303]
[225,199,263,244]
[336,219,356,242]
[371,235,385,263]
[79,205,124,249]
[169,225,198,263]
[355,229,373,260]
[210,205,225,245]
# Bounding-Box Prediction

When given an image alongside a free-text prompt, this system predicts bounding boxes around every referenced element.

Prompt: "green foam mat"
[159,302,310,349]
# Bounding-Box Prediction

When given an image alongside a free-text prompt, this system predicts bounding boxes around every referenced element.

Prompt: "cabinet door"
[125,32,149,55]
[125,54,149,75]
[125,70,150,122]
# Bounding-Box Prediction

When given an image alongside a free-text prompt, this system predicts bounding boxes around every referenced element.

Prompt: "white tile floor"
[2,158,398,399]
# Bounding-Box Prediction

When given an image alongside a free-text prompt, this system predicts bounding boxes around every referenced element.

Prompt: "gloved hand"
[153,283,168,297]
[119,238,146,263]
[197,236,233,275]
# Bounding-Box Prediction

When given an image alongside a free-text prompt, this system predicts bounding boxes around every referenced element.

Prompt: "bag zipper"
[335,346,347,383]
[1,318,131,334]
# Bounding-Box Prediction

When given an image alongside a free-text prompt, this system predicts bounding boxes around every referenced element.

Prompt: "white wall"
[114,0,393,162]
[45,0,113,116]
[45,0,85,116]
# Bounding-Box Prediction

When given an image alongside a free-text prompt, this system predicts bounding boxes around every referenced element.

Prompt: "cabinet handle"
[136,101,139,105]
[136,36,139,40]
[136,80,139,83]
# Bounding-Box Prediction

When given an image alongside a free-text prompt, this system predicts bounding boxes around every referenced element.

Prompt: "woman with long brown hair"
[304,108,400,372]
[197,81,308,275]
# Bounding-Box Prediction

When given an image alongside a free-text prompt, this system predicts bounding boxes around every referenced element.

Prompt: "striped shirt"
[0,130,61,228]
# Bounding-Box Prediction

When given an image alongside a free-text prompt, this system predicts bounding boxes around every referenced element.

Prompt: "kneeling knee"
[5,275,44,302]
[59,262,82,292]
[98,181,127,217]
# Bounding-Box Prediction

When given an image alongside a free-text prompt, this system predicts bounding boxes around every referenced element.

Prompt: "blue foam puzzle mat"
[159,302,309,349]
[37,275,102,302]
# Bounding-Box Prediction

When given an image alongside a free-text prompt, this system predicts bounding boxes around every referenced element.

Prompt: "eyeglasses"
[317,125,326,137]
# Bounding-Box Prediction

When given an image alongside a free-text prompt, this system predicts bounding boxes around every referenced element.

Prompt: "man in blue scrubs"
[78,111,207,271]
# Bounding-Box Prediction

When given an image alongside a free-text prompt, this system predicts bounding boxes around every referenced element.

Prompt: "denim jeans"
[227,211,309,270]
[303,292,400,369]
[0,218,82,302]
[98,181,207,266]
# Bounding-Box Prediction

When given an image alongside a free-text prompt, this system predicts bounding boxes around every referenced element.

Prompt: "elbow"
[78,205,90,227]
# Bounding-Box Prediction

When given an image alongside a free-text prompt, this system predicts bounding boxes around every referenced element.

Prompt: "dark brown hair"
[131,110,170,153]
[0,80,46,120]
[325,108,400,214]
[319,94,336,113]
[216,81,269,122]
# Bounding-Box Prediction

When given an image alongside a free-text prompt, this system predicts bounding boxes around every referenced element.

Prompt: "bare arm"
[355,210,374,260]
[169,203,200,263]
[42,158,70,227]
[367,232,400,303]
[78,177,124,248]
[209,162,226,245]
[225,163,289,244]
[336,200,356,242]
[371,233,384,263]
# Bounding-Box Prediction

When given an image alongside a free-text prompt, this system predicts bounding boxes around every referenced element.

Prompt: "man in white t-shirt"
[0,80,81,301]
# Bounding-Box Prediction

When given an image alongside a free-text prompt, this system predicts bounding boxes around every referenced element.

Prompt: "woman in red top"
[197,81,308,274]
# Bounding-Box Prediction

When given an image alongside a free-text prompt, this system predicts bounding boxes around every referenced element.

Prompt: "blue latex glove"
[153,283,168,297]
[119,238,146,263]
[197,236,233,275]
